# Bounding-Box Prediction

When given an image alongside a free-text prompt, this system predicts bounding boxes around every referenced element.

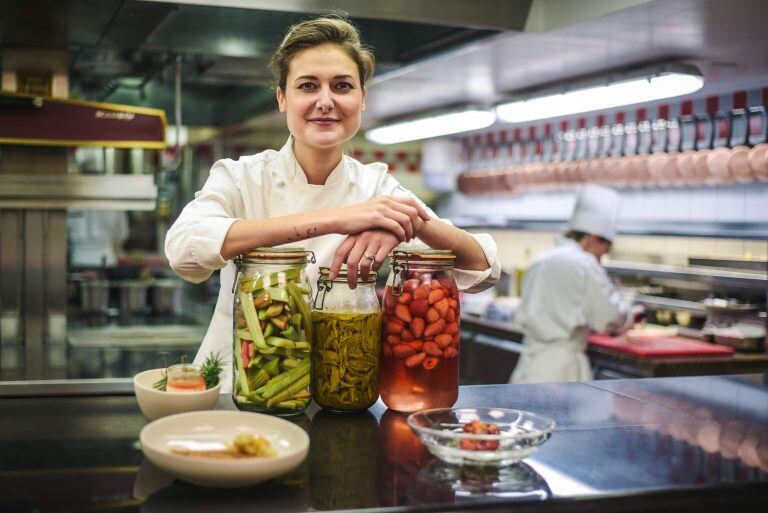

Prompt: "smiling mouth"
[309,118,341,123]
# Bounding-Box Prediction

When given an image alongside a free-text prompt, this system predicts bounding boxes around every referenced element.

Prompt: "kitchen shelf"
[455,218,768,240]
[633,294,708,314]
[0,174,157,210]
[605,261,767,290]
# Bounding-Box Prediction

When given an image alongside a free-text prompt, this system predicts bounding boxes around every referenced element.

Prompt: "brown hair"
[269,14,375,92]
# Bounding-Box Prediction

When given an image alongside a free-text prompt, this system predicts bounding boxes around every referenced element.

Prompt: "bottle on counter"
[380,249,460,412]
[311,266,381,411]
[232,247,314,416]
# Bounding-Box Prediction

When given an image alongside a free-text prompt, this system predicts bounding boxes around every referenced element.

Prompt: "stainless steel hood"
[134,0,535,31]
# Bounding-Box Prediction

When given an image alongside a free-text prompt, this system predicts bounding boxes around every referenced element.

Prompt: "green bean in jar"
[311,267,381,411]
[312,311,381,410]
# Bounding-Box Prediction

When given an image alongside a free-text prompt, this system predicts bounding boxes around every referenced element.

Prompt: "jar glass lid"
[318,266,377,283]
[242,246,314,261]
[389,249,455,261]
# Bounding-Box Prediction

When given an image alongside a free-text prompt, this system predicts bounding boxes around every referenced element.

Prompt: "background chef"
[510,185,633,384]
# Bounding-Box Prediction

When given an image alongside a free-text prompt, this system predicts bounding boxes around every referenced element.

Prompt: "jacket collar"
[278,136,348,187]
[556,234,583,251]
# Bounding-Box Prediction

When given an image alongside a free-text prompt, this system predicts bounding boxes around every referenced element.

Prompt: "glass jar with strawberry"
[380,250,460,412]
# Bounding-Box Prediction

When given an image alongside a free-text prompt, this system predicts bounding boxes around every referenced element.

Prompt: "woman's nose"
[316,86,334,112]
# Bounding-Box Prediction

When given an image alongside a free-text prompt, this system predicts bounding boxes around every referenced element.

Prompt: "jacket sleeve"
[582,260,631,333]
[164,159,244,284]
[377,172,501,293]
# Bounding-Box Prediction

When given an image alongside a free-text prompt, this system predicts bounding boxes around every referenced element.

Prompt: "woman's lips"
[309,119,340,126]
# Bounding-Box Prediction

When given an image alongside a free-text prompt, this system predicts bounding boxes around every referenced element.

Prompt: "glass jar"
[380,250,460,412]
[166,364,206,393]
[232,247,314,415]
[311,267,381,411]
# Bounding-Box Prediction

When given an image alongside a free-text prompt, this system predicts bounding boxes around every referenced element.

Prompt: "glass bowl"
[407,408,555,467]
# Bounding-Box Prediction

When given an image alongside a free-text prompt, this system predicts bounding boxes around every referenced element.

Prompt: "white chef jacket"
[165,137,501,392]
[510,236,631,384]
[68,210,129,268]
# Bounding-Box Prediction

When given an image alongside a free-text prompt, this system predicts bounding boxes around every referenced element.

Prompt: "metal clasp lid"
[390,251,409,297]
[313,275,333,310]
[232,254,244,293]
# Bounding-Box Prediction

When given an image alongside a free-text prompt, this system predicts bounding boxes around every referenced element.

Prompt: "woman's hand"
[330,229,400,289]
[328,196,430,242]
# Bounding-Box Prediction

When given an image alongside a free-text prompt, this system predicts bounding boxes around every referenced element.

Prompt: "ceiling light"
[495,72,704,123]
[366,109,496,145]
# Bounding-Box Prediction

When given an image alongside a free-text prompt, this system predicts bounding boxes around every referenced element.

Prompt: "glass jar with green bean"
[311,266,381,411]
[233,247,314,415]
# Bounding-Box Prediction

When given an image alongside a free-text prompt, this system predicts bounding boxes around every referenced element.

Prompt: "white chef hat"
[568,185,621,241]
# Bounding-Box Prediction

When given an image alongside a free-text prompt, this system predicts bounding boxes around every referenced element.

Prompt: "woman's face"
[277,44,365,151]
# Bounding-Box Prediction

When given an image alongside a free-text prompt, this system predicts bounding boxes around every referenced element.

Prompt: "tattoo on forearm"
[291,225,318,240]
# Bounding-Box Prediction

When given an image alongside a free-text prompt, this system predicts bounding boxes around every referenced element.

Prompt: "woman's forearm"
[416,219,490,271]
[220,213,336,260]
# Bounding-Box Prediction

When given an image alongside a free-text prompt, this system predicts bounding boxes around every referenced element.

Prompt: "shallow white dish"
[133,368,221,422]
[139,410,309,487]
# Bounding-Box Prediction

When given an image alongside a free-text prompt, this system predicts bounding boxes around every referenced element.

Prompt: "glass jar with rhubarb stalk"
[232,247,315,415]
[380,250,460,412]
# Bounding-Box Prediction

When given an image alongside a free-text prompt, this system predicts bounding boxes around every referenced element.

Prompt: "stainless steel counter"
[1,375,767,512]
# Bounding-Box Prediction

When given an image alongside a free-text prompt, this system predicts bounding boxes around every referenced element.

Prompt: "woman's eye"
[335,82,354,91]
[298,83,316,91]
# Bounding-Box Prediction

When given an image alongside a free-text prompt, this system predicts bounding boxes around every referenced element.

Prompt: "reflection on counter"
[409,460,550,504]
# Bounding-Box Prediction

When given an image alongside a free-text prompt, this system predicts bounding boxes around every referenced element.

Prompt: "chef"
[68,209,129,270]
[165,15,501,392]
[510,185,632,384]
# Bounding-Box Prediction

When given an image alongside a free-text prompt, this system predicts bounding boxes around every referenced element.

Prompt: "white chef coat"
[165,137,501,392]
[68,210,129,268]
[509,236,631,384]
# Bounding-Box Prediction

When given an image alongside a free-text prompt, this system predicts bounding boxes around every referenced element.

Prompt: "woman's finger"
[385,201,424,238]
[378,206,413,241]
[358,238,379,282]
[344,236,368,289]
[390,196,432,222]
[330,236,357,279]
[373,243,391,271]
[378,217,407,242]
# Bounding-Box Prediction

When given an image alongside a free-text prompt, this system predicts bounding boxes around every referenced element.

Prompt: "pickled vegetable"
[234,268,312,414]
[311,311,381,410]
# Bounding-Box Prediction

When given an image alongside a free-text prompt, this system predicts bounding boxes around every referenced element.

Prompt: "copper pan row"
[458,109,768,194]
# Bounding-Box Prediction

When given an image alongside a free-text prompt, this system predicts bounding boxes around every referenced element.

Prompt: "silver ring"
[363,251,376,261]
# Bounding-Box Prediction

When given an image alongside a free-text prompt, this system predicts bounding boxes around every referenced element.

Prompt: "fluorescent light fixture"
[495,72,704,123]
[366,109,496,145]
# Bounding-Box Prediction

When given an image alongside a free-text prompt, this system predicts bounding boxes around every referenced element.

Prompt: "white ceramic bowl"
[139,410,309,487]
[133,368,221,422]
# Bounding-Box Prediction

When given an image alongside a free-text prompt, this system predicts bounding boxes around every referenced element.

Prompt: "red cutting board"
[588,334,735,358]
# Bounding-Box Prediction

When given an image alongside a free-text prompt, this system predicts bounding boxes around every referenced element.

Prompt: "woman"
[165,15,501,391]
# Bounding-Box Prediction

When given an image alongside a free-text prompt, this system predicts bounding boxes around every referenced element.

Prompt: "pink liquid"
[379,353,458,412]
[167,378,206,393]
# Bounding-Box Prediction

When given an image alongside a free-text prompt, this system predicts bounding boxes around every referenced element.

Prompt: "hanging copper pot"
[747,106,768,181]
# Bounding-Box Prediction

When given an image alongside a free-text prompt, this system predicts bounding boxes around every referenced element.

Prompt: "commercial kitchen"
[1,1,767,512]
